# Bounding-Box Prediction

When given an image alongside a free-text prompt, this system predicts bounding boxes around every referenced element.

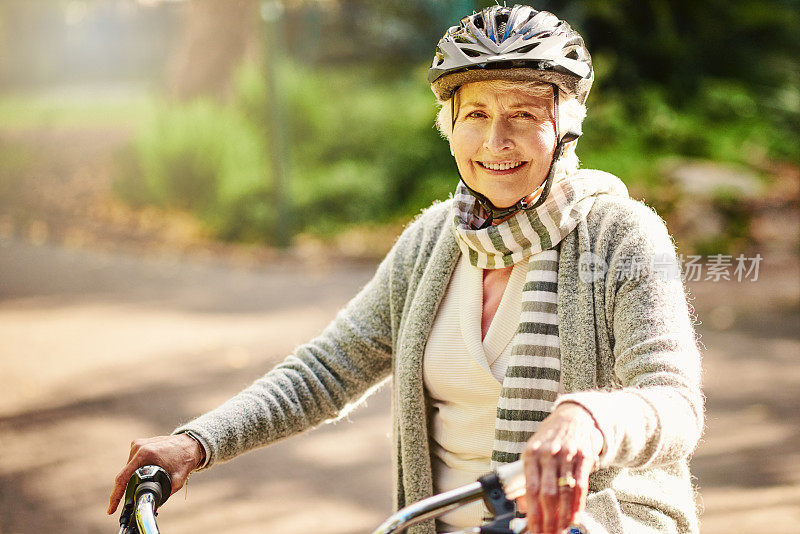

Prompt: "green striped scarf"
[450,171,628,467]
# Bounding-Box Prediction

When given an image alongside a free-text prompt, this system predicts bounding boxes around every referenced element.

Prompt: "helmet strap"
[460,179,547,229]
[524,85,573,211]
[451,92,457,131]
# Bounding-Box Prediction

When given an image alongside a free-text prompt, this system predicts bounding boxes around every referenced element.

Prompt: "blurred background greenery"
[0,0,798,257]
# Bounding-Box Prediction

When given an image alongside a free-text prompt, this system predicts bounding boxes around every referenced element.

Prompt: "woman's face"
[451,82,557,208]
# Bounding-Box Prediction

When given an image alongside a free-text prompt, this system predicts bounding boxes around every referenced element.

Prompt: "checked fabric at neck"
[451,171,628,466]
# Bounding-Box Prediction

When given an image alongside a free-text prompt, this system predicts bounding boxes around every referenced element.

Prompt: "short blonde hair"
[434,80,587,180]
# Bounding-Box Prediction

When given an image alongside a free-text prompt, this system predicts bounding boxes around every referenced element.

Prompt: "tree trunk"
[166,0,261,101]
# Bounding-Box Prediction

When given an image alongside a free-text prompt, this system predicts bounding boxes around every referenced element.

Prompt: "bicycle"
[118,460,585,534]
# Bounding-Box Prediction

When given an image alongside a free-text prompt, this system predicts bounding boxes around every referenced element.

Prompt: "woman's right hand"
[107,434,205,515]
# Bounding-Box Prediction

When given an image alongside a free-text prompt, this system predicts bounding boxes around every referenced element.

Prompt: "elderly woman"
[108,5,703,534]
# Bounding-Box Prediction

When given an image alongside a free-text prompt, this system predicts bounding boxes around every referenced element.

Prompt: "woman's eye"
[465,110,487,119]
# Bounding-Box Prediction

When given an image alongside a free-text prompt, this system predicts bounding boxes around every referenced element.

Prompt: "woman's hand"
[107,434,205,515]
[518,402,604,534]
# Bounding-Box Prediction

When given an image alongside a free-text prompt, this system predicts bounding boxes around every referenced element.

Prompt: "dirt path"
[0,237,798,533]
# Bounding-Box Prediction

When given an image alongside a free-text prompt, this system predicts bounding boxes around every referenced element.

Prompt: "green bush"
[579,80,799,186]
[116,61,457,243]
[283,62,455,234]
[115,94,274,242]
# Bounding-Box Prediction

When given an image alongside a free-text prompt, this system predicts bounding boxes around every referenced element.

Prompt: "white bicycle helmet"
[429,5,593,104]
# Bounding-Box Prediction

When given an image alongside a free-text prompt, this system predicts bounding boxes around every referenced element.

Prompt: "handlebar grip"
[131,466,172,508]
[135,480,169,509]
[495,460,525,500]
[119,466,173,530]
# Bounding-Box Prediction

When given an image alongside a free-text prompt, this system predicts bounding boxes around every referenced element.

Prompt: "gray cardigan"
[177,185,704,534]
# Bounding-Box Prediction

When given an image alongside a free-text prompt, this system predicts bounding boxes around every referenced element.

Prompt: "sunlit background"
[0,1,798,532]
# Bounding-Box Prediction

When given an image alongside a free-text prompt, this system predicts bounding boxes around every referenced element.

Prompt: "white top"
[423,253,527,529]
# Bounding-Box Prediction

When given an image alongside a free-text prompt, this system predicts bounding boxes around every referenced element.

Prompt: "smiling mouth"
[477,161,526,171]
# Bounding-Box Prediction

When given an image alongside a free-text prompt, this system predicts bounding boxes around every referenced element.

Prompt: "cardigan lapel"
[395,224,461,509]
[557,218,600,393]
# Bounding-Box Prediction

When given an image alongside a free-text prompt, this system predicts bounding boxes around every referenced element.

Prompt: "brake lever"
[477,472,517,533]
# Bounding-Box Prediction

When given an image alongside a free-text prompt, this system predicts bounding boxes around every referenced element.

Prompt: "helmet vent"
[566,50,579,60]
[463,49,482,58]
[496,12,509,39]
[498,22,508,39]
[515,43,540,54]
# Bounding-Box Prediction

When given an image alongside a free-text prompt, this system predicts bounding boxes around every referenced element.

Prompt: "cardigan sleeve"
[556,201,704,470]
[173,242,401,468]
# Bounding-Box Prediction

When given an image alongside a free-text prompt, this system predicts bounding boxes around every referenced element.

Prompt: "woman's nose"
[483,119,514,153]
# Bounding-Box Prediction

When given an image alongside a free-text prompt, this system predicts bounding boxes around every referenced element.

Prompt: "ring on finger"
[557,474,577,489]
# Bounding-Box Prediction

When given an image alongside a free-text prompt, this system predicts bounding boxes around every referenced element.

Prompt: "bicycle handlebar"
[118,466,172,534]
[133,492,160,534]
[371,460,584,534]
[115,460,584,534]
[372,460,528,534]
[372,481,485,534]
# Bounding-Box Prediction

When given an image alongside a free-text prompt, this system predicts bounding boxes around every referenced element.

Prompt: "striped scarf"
[451,172,628,467]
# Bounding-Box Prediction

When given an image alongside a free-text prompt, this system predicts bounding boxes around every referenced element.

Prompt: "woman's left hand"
[517,402,604,534]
